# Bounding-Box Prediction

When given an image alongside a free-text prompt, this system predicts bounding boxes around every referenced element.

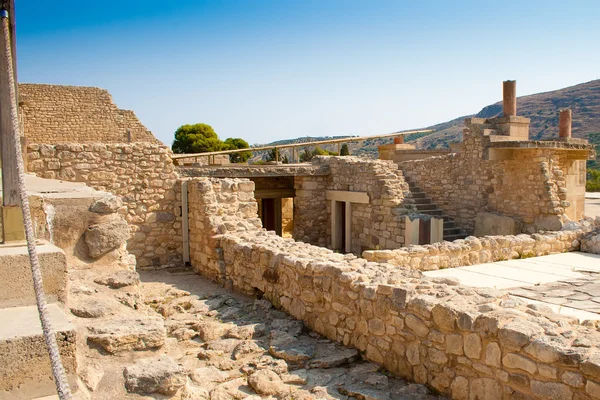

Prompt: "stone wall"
[188,175,600,400]
[363,229,590,271]
[19,84,161,144]
[294,156,419,252]
[293,175,329,247]
[187,178,262,281]
[399,120,588,234]
[27,142,182,268]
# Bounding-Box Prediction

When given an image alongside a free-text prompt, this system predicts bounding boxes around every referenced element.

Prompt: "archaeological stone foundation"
[4,82,600,399]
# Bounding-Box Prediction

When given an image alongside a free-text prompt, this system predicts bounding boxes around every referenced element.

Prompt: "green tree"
[340,143,350,156]
[224,138,251,163]
[171,123,224,154]
[299,146,336,162]
[299,147,313,162]
[265,148,279,162]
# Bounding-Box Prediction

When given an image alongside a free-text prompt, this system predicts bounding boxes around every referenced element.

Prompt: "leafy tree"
[172,123,224,154]
[224,138,251,163]
[299,147,313,162]
[299,146,337,162]
[265,148,278,162]
[340,143,350,156]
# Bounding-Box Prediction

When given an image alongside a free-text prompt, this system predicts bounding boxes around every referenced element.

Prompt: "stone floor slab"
[423,268,529,289]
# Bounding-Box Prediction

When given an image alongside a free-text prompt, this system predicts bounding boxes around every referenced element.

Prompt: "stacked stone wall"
[188,175,600,400]
[19,83,161,144]
[27,142,181,268]
[363,230,589,271]
[187,178,263,281]
[399,127,571,234]
[294,156,416,252]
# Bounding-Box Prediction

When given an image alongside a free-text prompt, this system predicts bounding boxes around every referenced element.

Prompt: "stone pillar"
[559,109,572,138]
[394,136,404,144]
[503,80,517,117]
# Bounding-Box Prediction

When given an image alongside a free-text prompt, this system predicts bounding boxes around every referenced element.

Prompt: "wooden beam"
[0,2,25,242]
[171,128,433,160]
[0,3,19,207]
[325,190,369,204]
[254,188,295,199]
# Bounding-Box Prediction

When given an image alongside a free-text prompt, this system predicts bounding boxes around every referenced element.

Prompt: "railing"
[171,128,433,165]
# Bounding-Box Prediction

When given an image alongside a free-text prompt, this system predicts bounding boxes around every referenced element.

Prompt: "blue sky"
[18,0,600,146]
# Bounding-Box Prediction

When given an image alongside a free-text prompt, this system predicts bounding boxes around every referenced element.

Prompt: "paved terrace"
[425,251,600,322]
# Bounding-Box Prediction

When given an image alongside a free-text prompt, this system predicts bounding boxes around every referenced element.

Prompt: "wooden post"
[0,1,25,242]
[275,147,279,163]
[337,143,340,155]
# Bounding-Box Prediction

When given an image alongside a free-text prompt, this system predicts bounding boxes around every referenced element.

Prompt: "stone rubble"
[66,267,443,399]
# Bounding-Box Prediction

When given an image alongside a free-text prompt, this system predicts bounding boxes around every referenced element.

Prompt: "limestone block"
[474,211,523,236]
[85,218,131,258]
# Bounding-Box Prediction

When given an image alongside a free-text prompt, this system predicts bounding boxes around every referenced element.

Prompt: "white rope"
[1,15,72,399]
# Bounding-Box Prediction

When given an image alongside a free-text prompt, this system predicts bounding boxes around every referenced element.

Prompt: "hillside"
[414,79,600,149]
[253,80,600,161]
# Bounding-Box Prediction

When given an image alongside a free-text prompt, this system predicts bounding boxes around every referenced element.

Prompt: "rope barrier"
[0,11,72,399]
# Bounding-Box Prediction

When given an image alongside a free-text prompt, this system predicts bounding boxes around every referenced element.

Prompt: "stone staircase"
[0,242,78,400]
[405,179,468,242]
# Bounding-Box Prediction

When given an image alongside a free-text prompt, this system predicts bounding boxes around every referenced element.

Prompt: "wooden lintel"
[254,188,295,199]
[325,190,369,204]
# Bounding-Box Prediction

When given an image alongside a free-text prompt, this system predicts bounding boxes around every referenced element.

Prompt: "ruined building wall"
[363,230,588,271]
[19,84,161,144]
[294,156,415,252]
[399,126,570,234]
[27,142,182,268]
[187,178,262,282]
[293,175,329,247]
[188,175,600,400]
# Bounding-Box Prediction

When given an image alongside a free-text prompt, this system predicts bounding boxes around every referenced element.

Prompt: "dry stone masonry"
[19,83,160,144]
[27,142,182,268]
[186,175,600,400]
[363,227,592,271]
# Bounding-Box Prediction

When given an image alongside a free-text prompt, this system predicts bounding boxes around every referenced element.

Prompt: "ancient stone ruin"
[2,81,600,400]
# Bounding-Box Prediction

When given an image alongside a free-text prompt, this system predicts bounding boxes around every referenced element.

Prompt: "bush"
[587,168,600,192]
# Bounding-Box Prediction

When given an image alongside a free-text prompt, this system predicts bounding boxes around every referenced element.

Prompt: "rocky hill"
[255,80,600,160]
[414,79,600,149]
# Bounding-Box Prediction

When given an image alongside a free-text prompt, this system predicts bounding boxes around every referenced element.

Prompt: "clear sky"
[18,0,600,146]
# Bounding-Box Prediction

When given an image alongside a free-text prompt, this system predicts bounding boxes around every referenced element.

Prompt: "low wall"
[188,176,600,400]
[363,230,589,270]
[27,142,182,268]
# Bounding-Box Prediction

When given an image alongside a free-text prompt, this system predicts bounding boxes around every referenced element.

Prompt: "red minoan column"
[559,109,572,138]
[394,136,404,144]
[503,80,517,117]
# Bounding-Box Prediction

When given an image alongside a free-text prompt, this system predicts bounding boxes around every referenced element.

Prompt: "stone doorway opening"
[331,200,349,252]
[256,197,294,238]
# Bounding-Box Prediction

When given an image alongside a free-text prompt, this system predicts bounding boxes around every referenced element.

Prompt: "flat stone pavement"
[424,252,600,322]
[586,192,600,218]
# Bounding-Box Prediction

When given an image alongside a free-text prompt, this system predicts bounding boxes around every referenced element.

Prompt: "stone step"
[410,192,427,199]
[412,198,432,205]
[415,203,438,211]
[418,209,443,216]
[0,303,78,400]
[0,242,67,308]
[443,227,462,235]
[443,221,456,228]
[443,233,468,241]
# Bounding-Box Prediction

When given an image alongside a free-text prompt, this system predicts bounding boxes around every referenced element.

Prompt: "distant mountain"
[414,79,600,149]
[254,80,600,161]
